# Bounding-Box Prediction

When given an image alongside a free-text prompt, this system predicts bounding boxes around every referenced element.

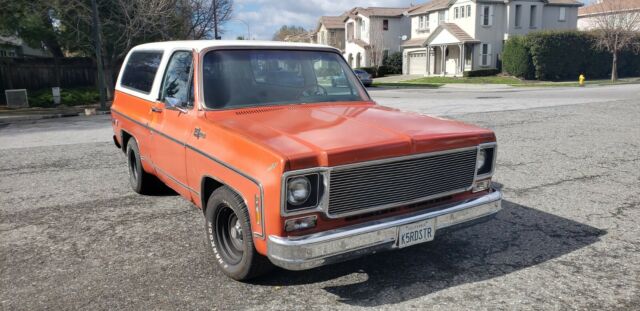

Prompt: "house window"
[359,19,366,36]
[461,6,465,18]
[419,15,425,29]
[455,7,459,19]
[481,5,492,26]
[438,11,445,24]
[530,5,537,28]
[467,5,471,17]
[329,31,335,44]
[559,7,566,21]
[481,43,492,66]
[383,19,389,31]
[515,5,522,28]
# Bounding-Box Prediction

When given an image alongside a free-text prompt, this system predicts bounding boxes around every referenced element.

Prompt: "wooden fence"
[0,57,97,104]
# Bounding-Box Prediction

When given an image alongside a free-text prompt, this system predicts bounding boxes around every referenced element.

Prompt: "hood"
[205,102,495,170]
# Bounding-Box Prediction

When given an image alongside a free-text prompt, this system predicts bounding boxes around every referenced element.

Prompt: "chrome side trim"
[268,190,502,270]
[111,109,266,239]
[152,162,200,196]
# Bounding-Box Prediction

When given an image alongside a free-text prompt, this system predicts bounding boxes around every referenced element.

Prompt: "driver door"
[149,50,195,198]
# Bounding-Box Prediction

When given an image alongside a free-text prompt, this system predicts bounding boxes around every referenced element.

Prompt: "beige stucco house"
[402,0,582,76]
[578,0,640,30]
[343,7,411,68]
[315,16,347,51]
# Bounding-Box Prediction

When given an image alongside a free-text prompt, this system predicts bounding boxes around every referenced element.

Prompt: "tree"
[0,1,65,58]
[272,25,308,41]
[1,0,234,98]
[590,0,640,81]
[368,18,386,68]
[181,0,232,39]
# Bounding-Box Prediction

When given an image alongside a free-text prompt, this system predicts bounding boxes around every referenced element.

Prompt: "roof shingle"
[579,0,640,16]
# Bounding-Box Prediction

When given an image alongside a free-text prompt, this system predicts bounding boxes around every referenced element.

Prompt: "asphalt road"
[1,85,639,310]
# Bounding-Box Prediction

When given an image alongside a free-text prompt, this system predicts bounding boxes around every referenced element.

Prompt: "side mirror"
[165,96,183,107]
[164,96,188,113]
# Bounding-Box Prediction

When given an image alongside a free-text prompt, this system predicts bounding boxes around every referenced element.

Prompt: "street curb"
[0,110,110,125]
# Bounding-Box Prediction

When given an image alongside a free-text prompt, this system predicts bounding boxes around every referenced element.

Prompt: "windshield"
[202,50,369,109]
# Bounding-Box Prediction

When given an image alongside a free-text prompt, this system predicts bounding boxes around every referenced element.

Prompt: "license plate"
[398,219,436,248]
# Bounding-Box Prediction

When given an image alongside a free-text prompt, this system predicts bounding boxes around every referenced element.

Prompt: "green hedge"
[356,67,378,77]
[503,31,640,81]
[502,36,534,79]
[382,52,403,75]
[28,87,100,107]
[463,69,500,77]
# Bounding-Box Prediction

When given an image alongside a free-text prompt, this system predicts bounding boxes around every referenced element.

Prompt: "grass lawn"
[518,77,640,87]
[408,76,523,84]
[373,75,640,88]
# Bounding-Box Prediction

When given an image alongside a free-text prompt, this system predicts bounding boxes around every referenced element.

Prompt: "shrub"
[463,69,500,77]
[382,52,403,75]
[502,31,640,81]
[502,36,534,79]
[28,87,100,107]
[356,66,378,77]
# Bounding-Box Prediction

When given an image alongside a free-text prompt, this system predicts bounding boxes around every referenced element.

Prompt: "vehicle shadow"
[254,199,605,307]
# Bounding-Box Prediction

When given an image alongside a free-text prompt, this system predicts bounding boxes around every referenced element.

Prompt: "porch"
[427,43,474,77]
[423,23,479,77]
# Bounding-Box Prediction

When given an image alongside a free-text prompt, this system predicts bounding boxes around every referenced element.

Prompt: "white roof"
[132,40,338,53]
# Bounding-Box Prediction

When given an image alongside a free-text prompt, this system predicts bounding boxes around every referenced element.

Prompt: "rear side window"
[121,51,163,94]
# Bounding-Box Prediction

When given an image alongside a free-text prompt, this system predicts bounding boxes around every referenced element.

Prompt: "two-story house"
[578,0,640,31]
[344,7,411,68]
[315,16,347,51]
[402,0,582,76]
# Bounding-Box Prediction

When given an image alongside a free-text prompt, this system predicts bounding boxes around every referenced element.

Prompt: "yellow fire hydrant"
[579,74,585,87]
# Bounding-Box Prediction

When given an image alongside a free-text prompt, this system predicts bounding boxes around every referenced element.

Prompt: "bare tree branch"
[589,0,640,81]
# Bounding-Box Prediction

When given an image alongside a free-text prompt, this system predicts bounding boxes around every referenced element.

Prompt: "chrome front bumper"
[267,190,502,270]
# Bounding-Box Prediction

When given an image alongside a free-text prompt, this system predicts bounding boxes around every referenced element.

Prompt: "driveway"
[1,85,639,310]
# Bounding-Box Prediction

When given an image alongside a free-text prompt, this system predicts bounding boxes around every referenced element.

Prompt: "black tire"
[204,187,273,281]
[126,139,158,194]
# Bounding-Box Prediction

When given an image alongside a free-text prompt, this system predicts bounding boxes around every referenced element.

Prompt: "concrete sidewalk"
[0,105,110,124]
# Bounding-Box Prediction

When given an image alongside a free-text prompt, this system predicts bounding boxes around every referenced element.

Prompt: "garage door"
[408,52,427,75]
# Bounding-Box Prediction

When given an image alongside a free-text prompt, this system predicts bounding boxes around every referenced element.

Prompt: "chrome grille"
[328,149,477,217]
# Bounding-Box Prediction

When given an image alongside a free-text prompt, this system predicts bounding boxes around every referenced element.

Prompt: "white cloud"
[224,0,424,40]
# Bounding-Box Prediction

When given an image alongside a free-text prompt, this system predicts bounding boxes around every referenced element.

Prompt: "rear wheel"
[126,139,157,194]
[204,187,273,281]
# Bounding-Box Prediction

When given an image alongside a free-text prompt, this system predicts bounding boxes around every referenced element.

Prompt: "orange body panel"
[111,51,496,257]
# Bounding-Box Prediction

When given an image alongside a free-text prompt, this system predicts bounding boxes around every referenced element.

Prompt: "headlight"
[287,177,311,205]
[476,145,496,177]
[284,173,323,213]
[477,149,487,171]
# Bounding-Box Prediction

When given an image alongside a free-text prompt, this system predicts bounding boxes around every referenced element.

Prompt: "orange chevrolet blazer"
[111,41,502,281]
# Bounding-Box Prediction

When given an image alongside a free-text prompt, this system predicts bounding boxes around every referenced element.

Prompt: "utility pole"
[213,0,221,39]
[91,0,107,110]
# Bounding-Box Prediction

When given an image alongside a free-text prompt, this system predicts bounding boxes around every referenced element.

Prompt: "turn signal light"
[473,179,491,193]
[285,215,317,232]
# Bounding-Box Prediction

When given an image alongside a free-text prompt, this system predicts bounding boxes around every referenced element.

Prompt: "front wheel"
[204,187,273,281]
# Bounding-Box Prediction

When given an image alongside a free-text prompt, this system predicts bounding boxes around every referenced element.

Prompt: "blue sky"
[222,0,593,40]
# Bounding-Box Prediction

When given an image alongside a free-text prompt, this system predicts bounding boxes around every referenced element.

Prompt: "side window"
[160,51,194,108]
[121,51,163,94]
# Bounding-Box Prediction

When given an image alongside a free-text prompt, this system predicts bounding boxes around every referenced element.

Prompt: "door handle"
[151,106,163,113]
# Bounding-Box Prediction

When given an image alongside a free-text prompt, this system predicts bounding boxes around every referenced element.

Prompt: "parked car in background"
[354,69,373,86]
[111,40,501,281]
